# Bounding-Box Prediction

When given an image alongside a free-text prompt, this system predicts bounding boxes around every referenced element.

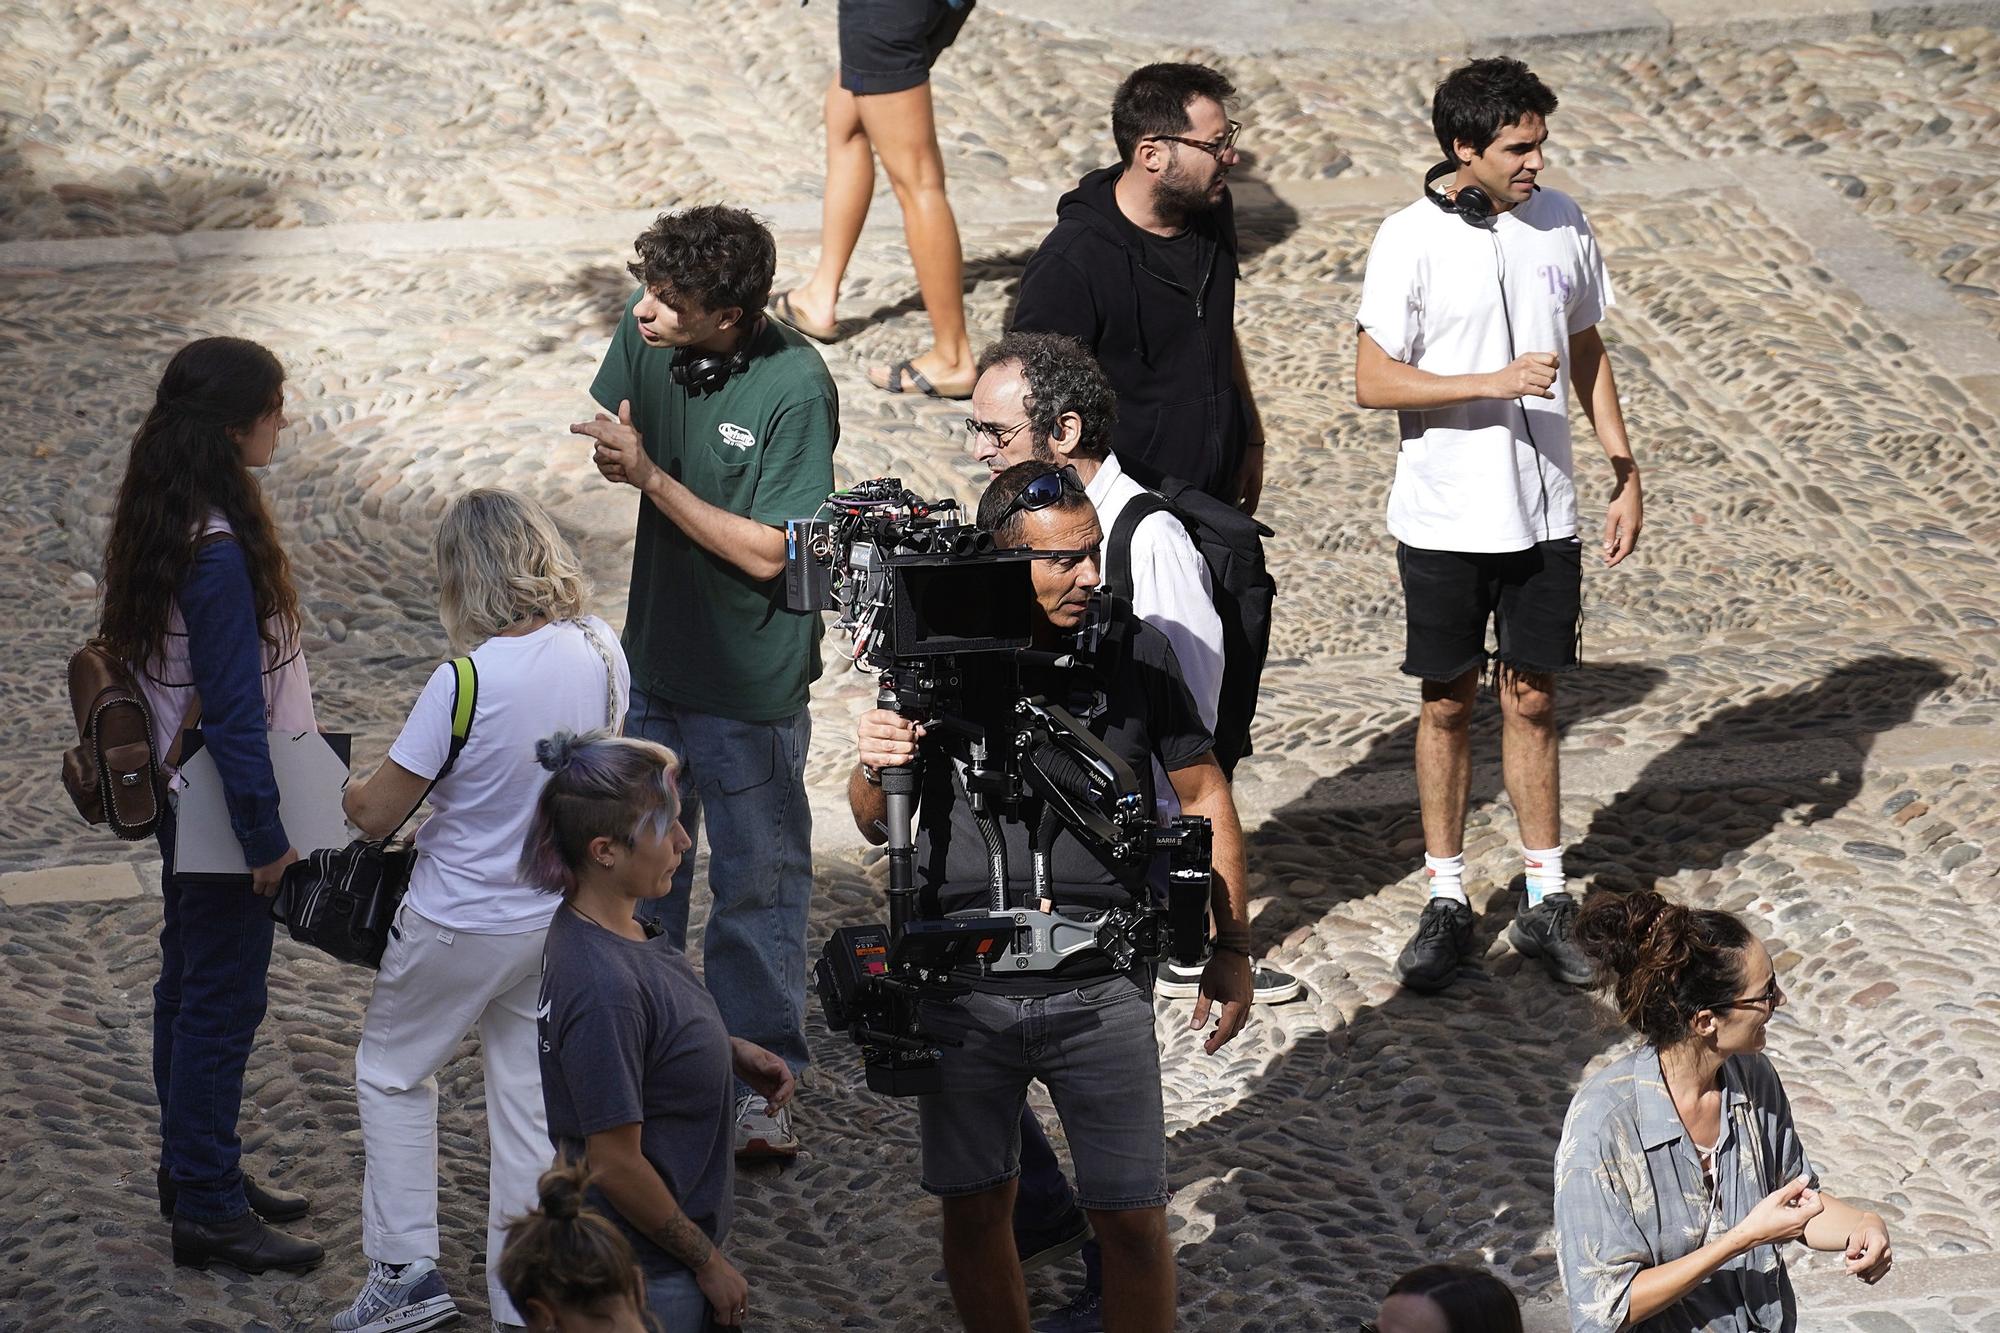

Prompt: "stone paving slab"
[1,1,1998,1329]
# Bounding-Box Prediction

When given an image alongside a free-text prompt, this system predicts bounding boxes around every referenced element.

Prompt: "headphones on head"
[1424,159,1495,227]
[669,315,763,395]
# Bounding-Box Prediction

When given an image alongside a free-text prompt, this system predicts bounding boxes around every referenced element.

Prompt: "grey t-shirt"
[538,907,736,1278]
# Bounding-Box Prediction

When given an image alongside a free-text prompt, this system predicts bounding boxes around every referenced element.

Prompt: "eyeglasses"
[991,465,1086,530]
[964,416,1033,449]
[1709,978,1783,1013]
[1148,119,1242,161]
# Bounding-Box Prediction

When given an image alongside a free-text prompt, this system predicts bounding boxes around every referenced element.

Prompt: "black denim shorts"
[837,0,974,95]
[1396,537,1583,681]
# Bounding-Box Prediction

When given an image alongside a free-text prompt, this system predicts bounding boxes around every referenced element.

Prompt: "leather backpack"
[62,533,226,839]
[63,641,170,840]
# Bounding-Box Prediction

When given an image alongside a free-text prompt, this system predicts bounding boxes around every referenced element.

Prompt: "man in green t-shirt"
[571,205,838,1160]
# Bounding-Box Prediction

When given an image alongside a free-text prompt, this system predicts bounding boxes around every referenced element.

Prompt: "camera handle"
[877,680,923,938]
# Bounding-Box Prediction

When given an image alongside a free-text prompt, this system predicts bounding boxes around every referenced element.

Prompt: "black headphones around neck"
[669,316,763,395]
[1424,159,1496,227]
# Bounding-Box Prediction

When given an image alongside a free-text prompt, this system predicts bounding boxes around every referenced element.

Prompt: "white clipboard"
[170,730,353,882]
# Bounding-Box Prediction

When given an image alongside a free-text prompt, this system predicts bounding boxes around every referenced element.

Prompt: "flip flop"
[769,290,838,344]
[874,358,971,400]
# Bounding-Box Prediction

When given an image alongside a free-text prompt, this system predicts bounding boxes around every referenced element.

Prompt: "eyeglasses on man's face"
[964,416,1033,449]
[1148,118,1241,161]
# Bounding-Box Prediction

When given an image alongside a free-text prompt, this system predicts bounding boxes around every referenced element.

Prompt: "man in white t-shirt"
[962,329,1300,1322]
[1355,57,1643,996]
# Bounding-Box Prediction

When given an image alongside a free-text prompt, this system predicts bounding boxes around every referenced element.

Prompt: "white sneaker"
[734,1093,799,1160]
[1155,958,1304,1004]
[329,1258,459,1333]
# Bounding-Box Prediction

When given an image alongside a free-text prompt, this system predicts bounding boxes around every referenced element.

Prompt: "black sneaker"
[1016,1202,1092,1272]
[929,1203,1092,1283]
[1395,897,1476,993]
[1508,890,1594,986]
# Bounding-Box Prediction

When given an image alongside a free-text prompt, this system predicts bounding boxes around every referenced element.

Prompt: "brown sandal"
[770,290,838,344]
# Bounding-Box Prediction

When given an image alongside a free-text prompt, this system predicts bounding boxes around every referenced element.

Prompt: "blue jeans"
[644,1267,715,1333]
[151,810,276,1222]
[624,690,813,1078]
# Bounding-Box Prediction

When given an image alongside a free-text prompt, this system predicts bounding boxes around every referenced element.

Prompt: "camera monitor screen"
[887,554,1038,657]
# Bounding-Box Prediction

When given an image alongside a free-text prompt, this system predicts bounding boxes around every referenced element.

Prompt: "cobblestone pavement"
[2,2,1998,1329]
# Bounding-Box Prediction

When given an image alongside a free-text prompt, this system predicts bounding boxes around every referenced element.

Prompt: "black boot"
[171,1209,324,1274]
[158,1166,312,1224]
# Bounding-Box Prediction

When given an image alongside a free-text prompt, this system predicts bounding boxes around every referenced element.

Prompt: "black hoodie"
[1011,164,1246,502]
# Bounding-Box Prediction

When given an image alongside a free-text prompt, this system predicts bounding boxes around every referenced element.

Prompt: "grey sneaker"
[329,1258,459,1333]
[1508,890,1594,986]
[1395,897,1476,993]
[1155,959,1304,1004]
[735,1093,800,1160]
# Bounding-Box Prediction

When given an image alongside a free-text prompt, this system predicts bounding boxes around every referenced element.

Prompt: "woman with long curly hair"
[101,336,322,1274]
[1554,889,1892,1332]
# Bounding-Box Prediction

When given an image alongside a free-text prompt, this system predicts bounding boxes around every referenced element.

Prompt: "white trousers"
[355,903,550,1324]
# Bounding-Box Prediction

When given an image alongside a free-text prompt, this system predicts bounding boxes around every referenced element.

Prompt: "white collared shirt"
[1083,453,1224,819]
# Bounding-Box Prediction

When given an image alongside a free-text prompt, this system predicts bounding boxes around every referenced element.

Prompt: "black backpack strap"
[1105,492,1172,605]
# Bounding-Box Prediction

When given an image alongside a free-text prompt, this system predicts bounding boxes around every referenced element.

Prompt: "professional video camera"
[788,480,1213,1097]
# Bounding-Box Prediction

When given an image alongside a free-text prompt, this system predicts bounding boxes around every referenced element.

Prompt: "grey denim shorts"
[915,971,1168,1211]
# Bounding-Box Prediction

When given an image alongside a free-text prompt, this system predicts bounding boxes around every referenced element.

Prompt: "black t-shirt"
[912,614,1212,994]
[1142,226,1204,299]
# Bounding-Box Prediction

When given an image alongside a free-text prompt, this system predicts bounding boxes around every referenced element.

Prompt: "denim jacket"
[1555,1048,1817,1333]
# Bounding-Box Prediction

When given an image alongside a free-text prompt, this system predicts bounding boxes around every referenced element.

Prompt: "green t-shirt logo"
[718,422,756,452]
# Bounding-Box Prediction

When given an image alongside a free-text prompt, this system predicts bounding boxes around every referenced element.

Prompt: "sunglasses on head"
[992,465,1086,530]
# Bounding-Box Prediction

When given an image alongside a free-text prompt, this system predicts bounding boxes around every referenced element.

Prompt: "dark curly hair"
[498,1161,644,1324]
[1432,57,1558,160]
[100,337,301,668]
[1575,888,1756,1048]
[977,460,1094,548]
[976,332,1117,461]
[1112,62,1236,165]
[627,204,776,317]
[1386,1264,1523,1333]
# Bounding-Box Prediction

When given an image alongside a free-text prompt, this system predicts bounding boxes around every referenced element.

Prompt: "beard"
[1153,162,1223,227]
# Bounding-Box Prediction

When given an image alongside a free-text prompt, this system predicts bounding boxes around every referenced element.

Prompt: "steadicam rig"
[793,477,1214,1097]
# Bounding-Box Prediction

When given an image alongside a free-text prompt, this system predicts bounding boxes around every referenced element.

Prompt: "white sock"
[1523,845,1566,907]
[1424,853,1468,906]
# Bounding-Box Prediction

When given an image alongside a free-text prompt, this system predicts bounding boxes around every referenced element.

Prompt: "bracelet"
[860,763,882,787]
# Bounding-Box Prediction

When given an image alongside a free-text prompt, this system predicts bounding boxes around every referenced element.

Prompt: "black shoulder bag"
[271,656,477,969]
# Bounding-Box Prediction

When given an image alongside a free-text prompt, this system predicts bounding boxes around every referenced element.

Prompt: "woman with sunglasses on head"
[1554,889,1892,1332]
[101,336,323,1274]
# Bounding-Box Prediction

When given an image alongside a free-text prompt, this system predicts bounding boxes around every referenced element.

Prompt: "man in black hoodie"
[1012,62,1266,514]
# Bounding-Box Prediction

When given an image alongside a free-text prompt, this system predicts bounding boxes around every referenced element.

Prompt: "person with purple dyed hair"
[525,731,794,1333]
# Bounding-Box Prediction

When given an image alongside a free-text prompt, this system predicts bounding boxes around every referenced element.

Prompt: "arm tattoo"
[651,1209,714,1271]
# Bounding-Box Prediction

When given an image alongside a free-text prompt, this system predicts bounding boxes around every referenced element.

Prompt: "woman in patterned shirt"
[1553,889,1892,1331]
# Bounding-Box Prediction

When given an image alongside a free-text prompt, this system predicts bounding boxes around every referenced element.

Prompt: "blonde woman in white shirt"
[334,488,631,1333]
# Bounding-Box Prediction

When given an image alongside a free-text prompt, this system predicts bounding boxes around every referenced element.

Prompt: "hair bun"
[537,1163,587,1220]
[535,732,583,773]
